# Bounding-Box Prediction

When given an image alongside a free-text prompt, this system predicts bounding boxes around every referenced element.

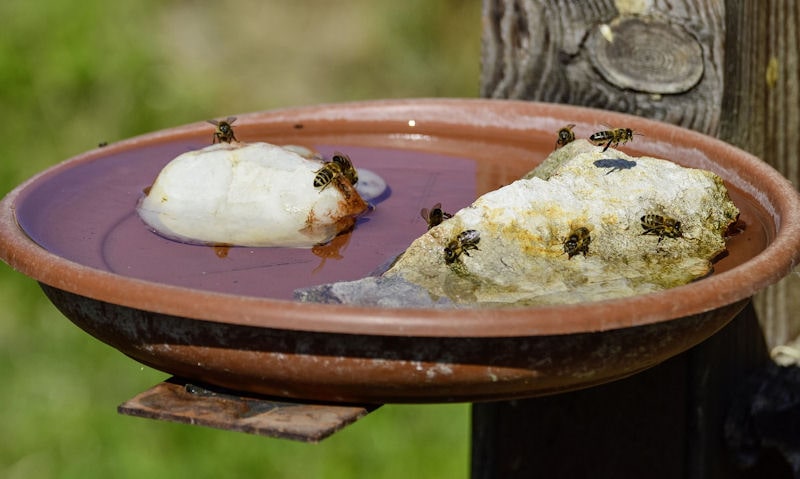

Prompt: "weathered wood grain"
[481,0,725,132]
[722,0,800,349]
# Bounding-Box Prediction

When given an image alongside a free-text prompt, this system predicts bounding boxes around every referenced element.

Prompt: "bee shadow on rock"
[593,158,638,174]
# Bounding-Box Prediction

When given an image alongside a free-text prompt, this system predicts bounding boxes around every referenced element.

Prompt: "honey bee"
[313,162,344,191]
[563,226,591,259]
[207,116,238,143]
[589,127,636,152]
[641,214,683,242]
[555,124,576,149]
[420,202,453,230]
[444,229,481,264]
[330,152,358,185]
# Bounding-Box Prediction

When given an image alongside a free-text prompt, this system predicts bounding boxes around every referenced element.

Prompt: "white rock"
[137,142,368,247]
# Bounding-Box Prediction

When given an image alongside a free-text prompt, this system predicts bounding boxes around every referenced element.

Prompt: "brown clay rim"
[1,99,799,337]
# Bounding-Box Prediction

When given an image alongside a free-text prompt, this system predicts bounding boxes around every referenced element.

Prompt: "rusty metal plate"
[118,377,376,442]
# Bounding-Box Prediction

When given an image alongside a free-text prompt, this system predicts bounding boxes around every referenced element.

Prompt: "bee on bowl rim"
[207,116,238,144]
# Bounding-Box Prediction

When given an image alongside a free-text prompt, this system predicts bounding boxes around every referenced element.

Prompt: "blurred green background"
[0,1,481,478]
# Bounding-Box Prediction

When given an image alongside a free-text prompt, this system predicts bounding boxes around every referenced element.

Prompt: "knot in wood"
[588,17,704,94]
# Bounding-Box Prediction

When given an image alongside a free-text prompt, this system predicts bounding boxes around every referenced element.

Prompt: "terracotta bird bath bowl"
[2,99,799,404]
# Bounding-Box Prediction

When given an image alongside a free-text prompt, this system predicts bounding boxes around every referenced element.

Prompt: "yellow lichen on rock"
[384,140,739,306]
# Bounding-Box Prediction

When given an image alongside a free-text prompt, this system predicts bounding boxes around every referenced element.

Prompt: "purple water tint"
[15,141,478,300]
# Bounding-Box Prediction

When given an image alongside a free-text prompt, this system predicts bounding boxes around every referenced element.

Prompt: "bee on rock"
[589,127,637,152]
[207,116,238,144]
[313,162,344,191]
[563,226,591,259]
[331,152,358,185]
[641,214,683,243]
[444,229,481,264]
[420,202,453,230]
[555,124,576,149]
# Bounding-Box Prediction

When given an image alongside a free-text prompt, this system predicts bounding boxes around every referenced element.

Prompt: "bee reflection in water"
[311,231,353,273]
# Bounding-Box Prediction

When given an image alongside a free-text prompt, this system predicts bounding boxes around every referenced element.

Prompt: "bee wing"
[226,116,237,124]
[207,119,220,126]
[460,229,481,243]
[420,208,429,220]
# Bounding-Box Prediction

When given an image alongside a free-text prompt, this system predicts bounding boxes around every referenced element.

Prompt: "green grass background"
[1,1,482,477]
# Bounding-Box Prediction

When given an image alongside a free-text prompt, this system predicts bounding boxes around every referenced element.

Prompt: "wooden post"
[474,1,800,477]
[719,1,800,349]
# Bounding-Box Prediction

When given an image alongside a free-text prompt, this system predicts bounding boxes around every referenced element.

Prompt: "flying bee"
[444,229,481,264]
[563,226,591,259]
[420,202,453,230]
[555,124,576,149]
[207,116,238,143]
[313,162,344,191]
[641,214,683,243]
[589,127,637,152]
[330,152,358,185]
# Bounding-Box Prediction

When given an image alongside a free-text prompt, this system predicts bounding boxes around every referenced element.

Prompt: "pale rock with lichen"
[297,139,739,307]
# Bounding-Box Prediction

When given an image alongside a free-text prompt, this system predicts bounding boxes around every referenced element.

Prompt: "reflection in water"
[311,231,353,274]
[725,218,747,238]
[213,244,232,259]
